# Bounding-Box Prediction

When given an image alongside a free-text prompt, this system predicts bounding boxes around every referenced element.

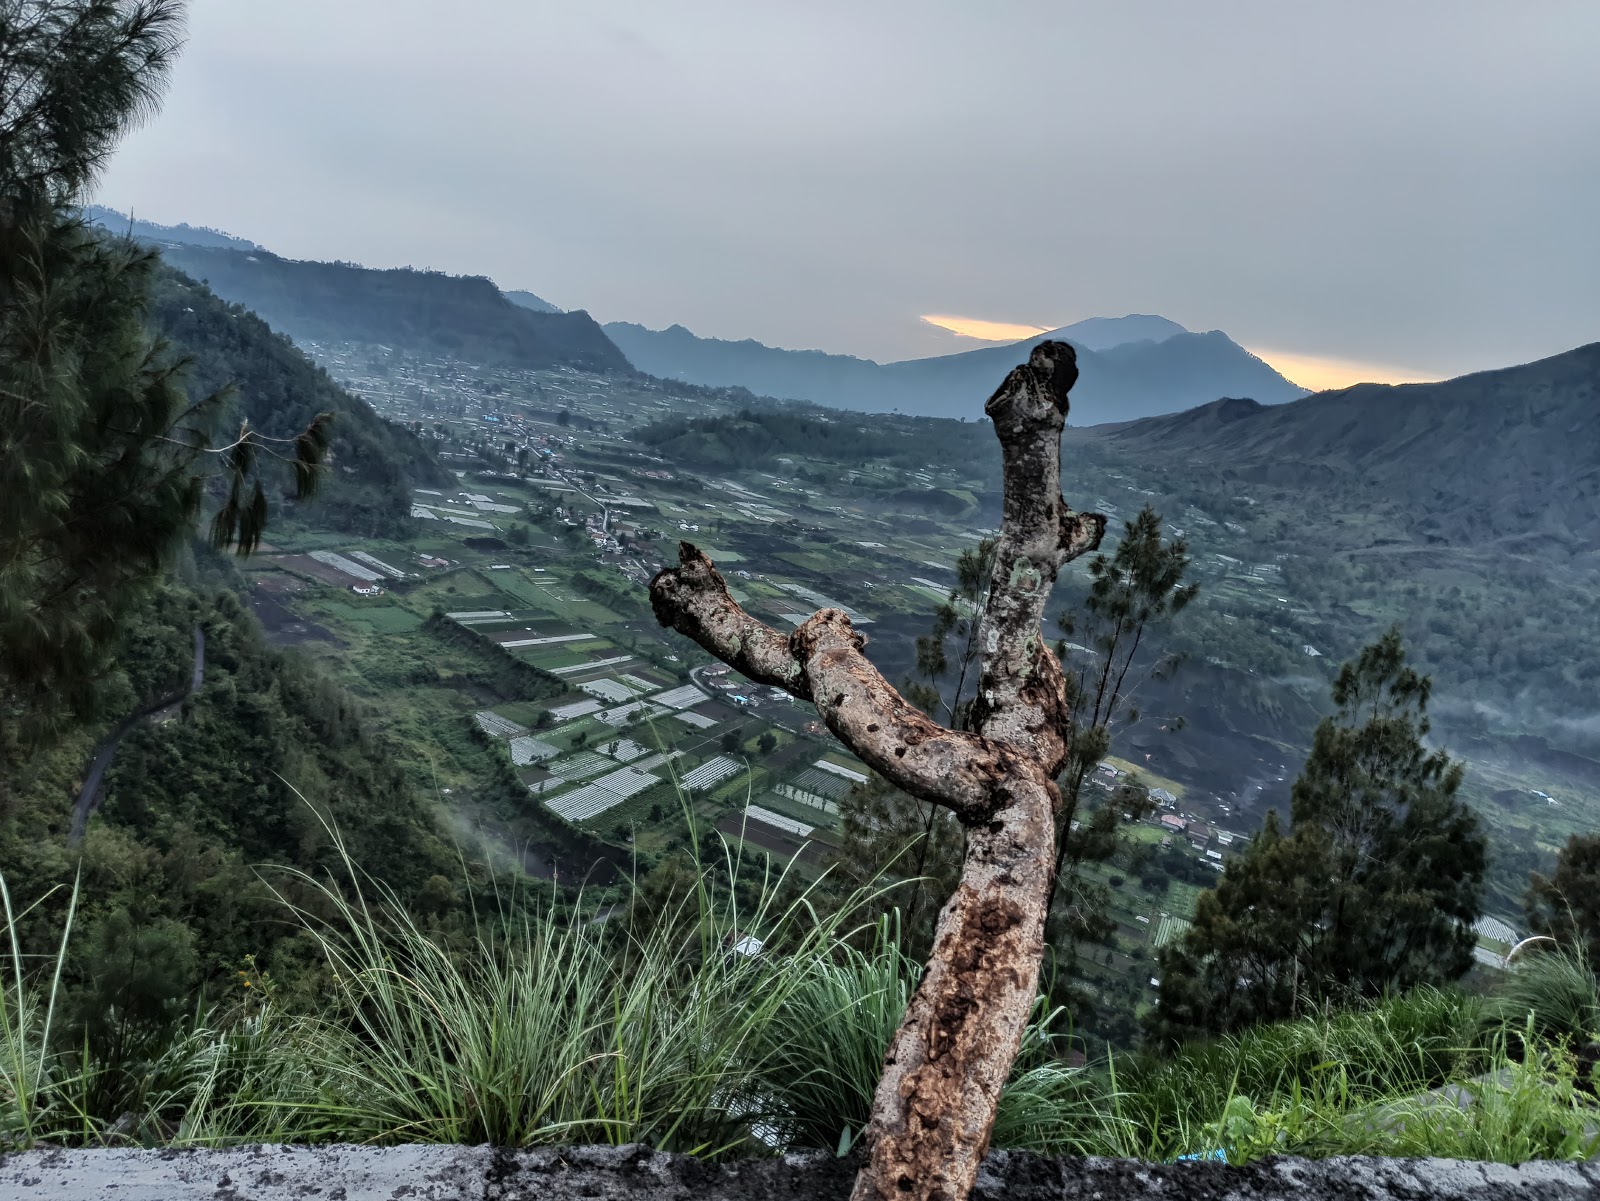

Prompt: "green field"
[497,572,627,624]
[320,601,424,633]
[1164,881,1205,917]
[778,551,837,573]
[1153,914,1192,948]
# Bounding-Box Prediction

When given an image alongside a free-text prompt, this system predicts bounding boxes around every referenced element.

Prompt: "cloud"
[1245,347,1442,391]
[920,314,1051,343]
[96,2,1600,369]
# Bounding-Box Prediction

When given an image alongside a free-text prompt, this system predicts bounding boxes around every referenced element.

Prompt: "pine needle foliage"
[0,1,330,751]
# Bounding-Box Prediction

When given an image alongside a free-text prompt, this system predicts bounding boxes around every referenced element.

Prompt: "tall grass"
[748,915,915,1152]
[1481,945,1600,1045]
[176,816,884,1153]
[0,808,1597,1162]
[1122,986,1482,1159]
[0,873,78,1146]
[1374,1026,1600,1162]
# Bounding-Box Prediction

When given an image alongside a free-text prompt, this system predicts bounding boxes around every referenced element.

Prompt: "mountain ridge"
[83,206,1301,423]
[506,288,562,314]
[155,244,631,375]
[82,204,263,252]
[1097,342,1600,551]
[603,316,1305,423]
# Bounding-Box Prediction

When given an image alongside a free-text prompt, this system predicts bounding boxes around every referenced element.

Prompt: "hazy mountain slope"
[82,204,263,252]
[1102,343,1600,550]
[603,316,1303,422]
[158,245,630,374]
[601,321,877,402]
[505,289,561,314]
[877,329,1304,423]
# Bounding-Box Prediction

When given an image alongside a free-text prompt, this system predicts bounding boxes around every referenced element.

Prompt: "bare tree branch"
[650,340,1104,1201]
[652,547,1013,822]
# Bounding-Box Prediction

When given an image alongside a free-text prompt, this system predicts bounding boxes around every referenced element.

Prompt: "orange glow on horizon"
[1246,347,1442,391]
[920,313,1052,342]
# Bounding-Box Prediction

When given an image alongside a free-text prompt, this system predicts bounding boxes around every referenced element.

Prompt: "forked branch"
[650,340,1104,1201]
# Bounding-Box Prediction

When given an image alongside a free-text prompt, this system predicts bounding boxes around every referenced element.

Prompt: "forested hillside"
[1,560,461,1006]
[148,265,451,538]
[1103,343,1600,552]
[158,244,631,374]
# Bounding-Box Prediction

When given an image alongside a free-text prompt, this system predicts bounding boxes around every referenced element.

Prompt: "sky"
[97,1,1600,389]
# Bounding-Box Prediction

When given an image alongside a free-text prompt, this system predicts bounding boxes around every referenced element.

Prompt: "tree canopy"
[1526,833,1600,967]
[1151,628,1486,1043]
[0,1,331,753]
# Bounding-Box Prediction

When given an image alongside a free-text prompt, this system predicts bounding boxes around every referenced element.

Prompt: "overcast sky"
[98,1,1599,388]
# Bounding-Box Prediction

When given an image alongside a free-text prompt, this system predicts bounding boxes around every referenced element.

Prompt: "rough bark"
[650,341,1104,1201]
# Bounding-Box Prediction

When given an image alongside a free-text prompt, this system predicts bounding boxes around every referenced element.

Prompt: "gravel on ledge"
[1,1143,1597,1201]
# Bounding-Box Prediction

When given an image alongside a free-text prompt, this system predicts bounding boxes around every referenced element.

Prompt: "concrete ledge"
[2,1143,1598,1200]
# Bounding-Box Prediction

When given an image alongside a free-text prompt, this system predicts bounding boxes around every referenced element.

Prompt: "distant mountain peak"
[1045,313,1190,351]
[604,314,1302,422]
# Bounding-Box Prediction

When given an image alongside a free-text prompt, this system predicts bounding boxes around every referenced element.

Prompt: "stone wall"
[2,1143,1598,1200]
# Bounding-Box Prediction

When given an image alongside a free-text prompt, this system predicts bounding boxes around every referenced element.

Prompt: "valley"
[223,325,1600,1038]
[7,5,1600,1181]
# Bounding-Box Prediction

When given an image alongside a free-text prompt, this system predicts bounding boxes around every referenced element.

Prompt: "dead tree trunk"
[649,342,1104,1201]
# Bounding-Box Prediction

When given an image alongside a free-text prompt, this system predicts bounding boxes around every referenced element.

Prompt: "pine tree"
[1150,628,1486,1043]
[832,515,1195,974]
[0,2,327,754]
[1049,505,1194,960]
[1526,833,1600,965]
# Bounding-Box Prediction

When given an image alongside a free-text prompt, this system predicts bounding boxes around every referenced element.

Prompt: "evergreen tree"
[1526,833,1600,965]
[830,772,964,959]
[1150,628,1486,1043]
[829,517,1194,971]
[1048,506,1194,958]
[905,537,996,729]
[0,2,327,753]
[828,540,994,957]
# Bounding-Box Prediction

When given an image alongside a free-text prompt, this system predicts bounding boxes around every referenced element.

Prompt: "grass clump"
[0,814,1597,1164]
[1480,944,1600,1045]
